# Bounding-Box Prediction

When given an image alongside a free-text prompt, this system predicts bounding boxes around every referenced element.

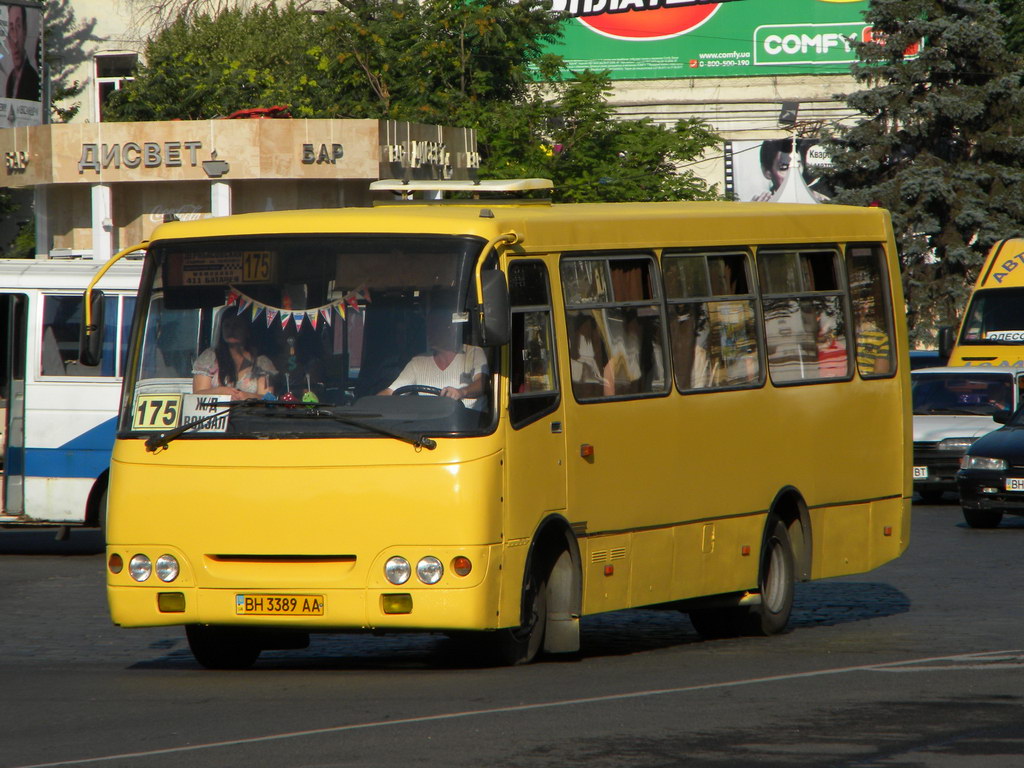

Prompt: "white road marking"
[12,649,1024,768]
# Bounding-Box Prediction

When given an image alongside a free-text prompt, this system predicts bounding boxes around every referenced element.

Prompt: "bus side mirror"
[937,326,953,362]
[78,290,106,367]
[479,270,510,347]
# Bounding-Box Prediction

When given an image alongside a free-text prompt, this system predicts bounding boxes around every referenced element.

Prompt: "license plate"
[913,466,928,479]
[1005,478,1024,492]
[235,594,324,616]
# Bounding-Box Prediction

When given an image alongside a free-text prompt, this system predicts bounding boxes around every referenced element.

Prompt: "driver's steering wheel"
[392,384,443,397]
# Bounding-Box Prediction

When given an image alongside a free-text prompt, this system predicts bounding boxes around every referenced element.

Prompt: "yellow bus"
[86,181,911,668]
[948,238,1024,367]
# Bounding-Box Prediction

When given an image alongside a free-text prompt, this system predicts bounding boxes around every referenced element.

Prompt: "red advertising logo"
[575,2,722,41]
[861,26,921,57]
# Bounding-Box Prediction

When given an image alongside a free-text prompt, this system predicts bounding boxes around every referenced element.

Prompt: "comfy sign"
[551,0,739,41]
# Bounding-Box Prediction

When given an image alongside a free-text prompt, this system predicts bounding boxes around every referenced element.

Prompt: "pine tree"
[826,0,1024,341]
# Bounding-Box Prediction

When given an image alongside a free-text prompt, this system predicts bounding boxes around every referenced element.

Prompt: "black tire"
[917,489,945,505]
[185,625,262,670]
[688,518,795,639]
[491,564,548,666]
[744,519,795,636]
[963,508,1004,529]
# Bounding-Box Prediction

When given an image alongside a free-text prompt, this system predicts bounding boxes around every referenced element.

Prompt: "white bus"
[1,256,141,530]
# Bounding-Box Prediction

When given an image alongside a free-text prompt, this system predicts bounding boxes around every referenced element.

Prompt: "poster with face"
[0,2,43,126]
[727,138,833,204]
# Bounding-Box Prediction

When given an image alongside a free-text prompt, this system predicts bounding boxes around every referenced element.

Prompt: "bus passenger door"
[2,293,27,518]
[504,261,567,542]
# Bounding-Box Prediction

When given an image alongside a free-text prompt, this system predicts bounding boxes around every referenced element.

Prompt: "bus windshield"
[911,371,1014,416]
[125,234,497,441]
[958,287,1024,345]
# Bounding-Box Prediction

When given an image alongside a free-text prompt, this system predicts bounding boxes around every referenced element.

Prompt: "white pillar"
[91,183,113,261]
[211,181,232,217]
[33,185,49,258]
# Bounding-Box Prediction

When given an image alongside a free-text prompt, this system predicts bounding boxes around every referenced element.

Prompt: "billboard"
[726,138,833,204]
[549,0,873,80]
[0,2,42,126]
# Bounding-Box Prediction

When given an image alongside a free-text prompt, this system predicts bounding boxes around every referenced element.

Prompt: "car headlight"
[416,556,444,585]
[961,455,1008,471]
[385,556,411,585]
[939,437,976,451]
[128,554,152,582]
[155,554,179,583]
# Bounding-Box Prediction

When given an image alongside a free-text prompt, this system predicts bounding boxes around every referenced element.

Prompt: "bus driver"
[379,308,487,406]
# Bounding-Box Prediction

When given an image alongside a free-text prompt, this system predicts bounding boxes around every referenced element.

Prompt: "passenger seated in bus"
[378,308,487,406]
[603,310,643,396]
[569,312,609,398]
[192,314,277,400]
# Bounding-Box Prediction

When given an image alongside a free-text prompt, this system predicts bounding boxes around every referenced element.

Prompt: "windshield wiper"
[304,408,437,450]
[144,399,272,452]
[144,400,438,452]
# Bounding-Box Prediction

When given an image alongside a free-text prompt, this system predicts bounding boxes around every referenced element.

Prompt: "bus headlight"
[385,556,411,585]
[155,554,180,583]
[128,554,152,582]
[416,557,443,584]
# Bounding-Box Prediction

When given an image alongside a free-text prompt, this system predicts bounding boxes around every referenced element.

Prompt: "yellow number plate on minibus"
[235,594,324,616]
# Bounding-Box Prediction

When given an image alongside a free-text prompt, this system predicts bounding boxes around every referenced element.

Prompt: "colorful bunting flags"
[226,285,369,329]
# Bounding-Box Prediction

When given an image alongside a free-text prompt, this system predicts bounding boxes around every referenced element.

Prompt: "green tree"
[996,0,1024,54]
[104,0,720,203]
[826,0,1024,341]
[476,70,719,203]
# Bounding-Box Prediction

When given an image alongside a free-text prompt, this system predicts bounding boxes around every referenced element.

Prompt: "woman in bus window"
[192,313,277,400]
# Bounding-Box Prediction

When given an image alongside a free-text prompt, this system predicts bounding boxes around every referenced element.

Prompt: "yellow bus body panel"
[107,200,911,635]
[107,436,506,630]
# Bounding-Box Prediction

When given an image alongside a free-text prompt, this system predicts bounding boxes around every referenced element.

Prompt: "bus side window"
[561,255,667,401]
[509,261,559,428]
[847,245,896,378]
[664,251,761,391]
[759,248,849,385]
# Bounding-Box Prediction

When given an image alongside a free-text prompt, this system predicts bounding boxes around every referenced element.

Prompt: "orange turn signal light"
[108,553,124,574]
[451,556,472,576]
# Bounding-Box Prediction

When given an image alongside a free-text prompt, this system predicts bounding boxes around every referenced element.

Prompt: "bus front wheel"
[186,625,262,670]
[491,563,548,666]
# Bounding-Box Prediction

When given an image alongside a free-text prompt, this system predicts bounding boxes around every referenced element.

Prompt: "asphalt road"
[2,501,1023,768]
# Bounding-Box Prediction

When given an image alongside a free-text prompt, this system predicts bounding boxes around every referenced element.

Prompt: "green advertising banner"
[548,0,873,80]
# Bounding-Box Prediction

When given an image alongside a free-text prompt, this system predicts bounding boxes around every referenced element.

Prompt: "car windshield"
[958,287,1024,345]
[124,234,498,441]
[911,372,1015,416]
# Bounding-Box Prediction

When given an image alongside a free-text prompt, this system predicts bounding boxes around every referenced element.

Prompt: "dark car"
[956,408,1024,527]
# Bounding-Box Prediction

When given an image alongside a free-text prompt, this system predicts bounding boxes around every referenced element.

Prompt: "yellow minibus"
[86,180,911,668]
[948,238,1024,367]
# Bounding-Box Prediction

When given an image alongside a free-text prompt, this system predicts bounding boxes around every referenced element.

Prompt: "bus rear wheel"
[963,508,1003,529]
[688,518,795,639]
[745,519,795,636]
[186,625,262,670]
